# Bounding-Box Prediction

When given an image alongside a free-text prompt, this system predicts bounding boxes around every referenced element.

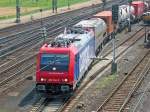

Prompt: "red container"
[131,1,144,17]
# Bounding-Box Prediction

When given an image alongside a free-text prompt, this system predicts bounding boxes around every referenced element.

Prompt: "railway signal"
[40,9,43,26]
[40,27,47,44]
[16,0,21,23]
[112,4,119,23]
[111,32,117,74]
[111,4,118,74]
[128,0,133,32]
[42,27,47,44]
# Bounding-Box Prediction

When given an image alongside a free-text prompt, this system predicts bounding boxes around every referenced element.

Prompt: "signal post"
[111,4,119,74]
[128,0,133,32]
[16,0,21,23]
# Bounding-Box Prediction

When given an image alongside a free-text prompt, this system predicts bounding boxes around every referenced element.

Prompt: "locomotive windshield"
[40,54,69,72]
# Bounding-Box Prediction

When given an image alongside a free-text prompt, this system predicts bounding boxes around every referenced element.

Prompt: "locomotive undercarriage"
[36,83,73,93]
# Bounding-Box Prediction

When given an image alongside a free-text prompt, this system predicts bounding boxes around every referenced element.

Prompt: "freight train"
[35,1,149,93]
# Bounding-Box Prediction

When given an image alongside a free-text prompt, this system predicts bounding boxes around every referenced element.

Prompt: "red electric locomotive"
[36,28,95,93]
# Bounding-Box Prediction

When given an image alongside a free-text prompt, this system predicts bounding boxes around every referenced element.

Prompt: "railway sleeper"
[127,81,137,85]
[112,97,126,101]
[119,86,132,90]
[106,103,123,107]
[111,100,124,104]
[121,83,133,87]
[114,93,128,96]
[110,98,124,105]
[103,108,120,111]
[105,106,122,110]
[119,88,133,92]
[110,97,126,101]
[106,102,124,107]
[115,90,130,94]
[106,105,122,108]
[114,93,126,97]
[109,99,124,103]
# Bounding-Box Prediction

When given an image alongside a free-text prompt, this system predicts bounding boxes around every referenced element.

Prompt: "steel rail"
[96,52,150,112]
[29,96,69,112]
[0,0,126,60]
[0,0,124,37]
[0,0,124,75]
[120,61,150,112]
[0,0,128,110]
[0,62,34,87]
[59,25,148,112]
[0,32,41,57]
[0,0,125,47]
[132,77,150,112]
[0,2,103,58]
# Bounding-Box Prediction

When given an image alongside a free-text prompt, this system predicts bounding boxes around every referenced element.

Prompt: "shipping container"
[93,11,113,33]
[131,1,144,17]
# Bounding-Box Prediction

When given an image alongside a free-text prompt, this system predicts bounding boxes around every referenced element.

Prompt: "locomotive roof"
[75,18,105,28]
[56,32,94,50]
[40,27,94,54]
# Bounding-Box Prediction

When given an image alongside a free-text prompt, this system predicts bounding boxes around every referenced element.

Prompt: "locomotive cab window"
[40,54,69,72]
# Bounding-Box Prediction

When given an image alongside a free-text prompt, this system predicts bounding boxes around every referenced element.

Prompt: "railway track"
[30,96,69,112]
[0,0,127,57]
[0,0,126,38]
[96,51,150,112]
[0,65,35,94]
[26,24,148,112]
[59,26,149,112]
[0,9,94,63]
[129,71,150,112]
[0,0,135,111]
[0,0,124,61]
[0,6,105,90]
[0,0,127,92]
[0,23,146,112]
[0,21,144,112]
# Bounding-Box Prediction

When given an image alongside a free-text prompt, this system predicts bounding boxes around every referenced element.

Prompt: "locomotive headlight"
[41,78,44,81]
[41,78,46,82]
[64,78,68,82]
[62,78,68,82]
